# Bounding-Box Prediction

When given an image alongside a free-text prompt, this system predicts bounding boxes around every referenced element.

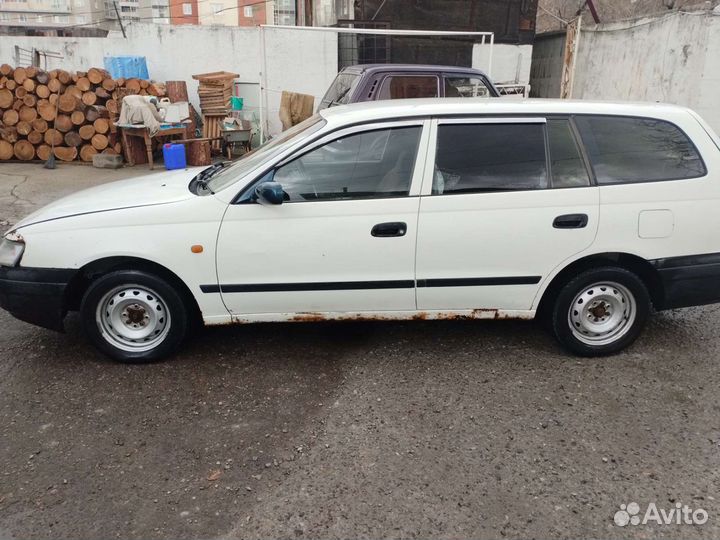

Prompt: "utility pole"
[560,0,598,99]
[113,1,127,39]
[560,15,580,99]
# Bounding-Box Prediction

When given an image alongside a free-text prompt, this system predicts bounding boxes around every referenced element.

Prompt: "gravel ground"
[0,163,719,540]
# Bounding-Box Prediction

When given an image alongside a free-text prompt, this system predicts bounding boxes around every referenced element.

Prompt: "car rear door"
[415,116,600,312]
[214,119,431,319]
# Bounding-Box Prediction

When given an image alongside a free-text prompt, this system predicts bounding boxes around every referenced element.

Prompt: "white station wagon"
[1,99,719,362]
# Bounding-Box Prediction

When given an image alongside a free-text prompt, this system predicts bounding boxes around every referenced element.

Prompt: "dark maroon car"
[318,64,500,110]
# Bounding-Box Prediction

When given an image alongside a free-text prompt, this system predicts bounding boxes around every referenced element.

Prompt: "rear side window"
[434,123,547,194]
[575,115,706,184]
[547,119,591,188]
[444,76,491,98]
[378,76,439,100]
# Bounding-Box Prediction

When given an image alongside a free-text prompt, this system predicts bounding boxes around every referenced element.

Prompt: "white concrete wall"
[0,22,338,136]
[472,43,533,85]
[531,11,720,134]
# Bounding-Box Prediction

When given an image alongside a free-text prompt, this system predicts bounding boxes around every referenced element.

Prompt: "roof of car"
[343,64,491,76]
[317,98,694,127]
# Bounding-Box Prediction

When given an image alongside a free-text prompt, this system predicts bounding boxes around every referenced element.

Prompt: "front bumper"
[0,266,76,331]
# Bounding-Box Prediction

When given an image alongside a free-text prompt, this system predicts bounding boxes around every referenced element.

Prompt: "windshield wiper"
[193,162,226,194]
[196,178,214,194]
[330,86,351,107]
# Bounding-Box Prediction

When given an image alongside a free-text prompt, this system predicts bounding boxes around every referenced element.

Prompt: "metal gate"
[336,20,391,69]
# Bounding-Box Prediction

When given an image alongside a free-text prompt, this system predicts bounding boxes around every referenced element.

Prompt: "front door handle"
[553,213,588,229]
[371,222,407,237]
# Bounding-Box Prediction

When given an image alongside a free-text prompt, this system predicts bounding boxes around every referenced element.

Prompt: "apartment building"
[169,0,196,24]
[237,0,268,25]
[237,0,301,26]
[198,0,237,26]
[0,0,75,26]
[137,0,169,23]
[104,0,138,22]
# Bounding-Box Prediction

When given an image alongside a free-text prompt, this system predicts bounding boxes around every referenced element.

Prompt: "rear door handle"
[553,213,588,229]
[371,222,407,237]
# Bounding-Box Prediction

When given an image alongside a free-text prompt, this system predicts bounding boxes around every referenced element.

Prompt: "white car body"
[2,98,720,359]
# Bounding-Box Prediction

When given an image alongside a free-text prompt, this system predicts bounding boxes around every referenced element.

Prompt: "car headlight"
[0,236,25,267]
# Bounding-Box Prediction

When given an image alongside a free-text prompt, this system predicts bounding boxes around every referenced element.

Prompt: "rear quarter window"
[574,115,706,184]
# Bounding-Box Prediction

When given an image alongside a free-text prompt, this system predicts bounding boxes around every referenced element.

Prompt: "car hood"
[11,167,203,231]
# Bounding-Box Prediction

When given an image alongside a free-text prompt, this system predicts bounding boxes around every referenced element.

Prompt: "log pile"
[0,64,167,162]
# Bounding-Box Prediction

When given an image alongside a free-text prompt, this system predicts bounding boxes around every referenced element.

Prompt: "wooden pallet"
[193,71,238,117]
[202,114,225,152]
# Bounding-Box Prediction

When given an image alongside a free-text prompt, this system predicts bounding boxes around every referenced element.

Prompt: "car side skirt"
[204,309,537,325]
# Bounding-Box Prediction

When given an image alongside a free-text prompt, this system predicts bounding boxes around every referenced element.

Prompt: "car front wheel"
[551,267,651,356]
[80,270,189,363]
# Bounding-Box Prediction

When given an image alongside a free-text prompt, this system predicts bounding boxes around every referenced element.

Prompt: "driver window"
[273,126,422,202]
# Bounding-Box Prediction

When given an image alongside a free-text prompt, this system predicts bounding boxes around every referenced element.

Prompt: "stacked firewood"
[0,64,166,163]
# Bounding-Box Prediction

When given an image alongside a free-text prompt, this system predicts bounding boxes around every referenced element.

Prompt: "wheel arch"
[535,252,664,319]
[65,256,202,325]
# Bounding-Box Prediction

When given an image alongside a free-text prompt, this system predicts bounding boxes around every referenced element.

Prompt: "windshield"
[318,72,360,110]
[206,114,327,193]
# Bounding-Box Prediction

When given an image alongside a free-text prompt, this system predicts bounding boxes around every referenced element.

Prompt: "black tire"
[550,266,651,357]
[80,270,189,363]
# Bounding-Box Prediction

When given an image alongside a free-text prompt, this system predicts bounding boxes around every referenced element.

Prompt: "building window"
[75,14,85,22]
[152,4,168,17]
[243,5,252,17]
[273,0,295,25]
[182,2,192,15]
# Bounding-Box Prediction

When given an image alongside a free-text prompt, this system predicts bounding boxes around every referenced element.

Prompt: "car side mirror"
[255,182,284,205]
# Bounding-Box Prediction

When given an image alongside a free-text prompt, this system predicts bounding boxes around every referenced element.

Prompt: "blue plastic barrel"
[163,144,186,170]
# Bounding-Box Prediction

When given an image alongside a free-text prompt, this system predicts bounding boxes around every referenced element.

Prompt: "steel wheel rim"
[96,285,171,352]
[568,281,636,346]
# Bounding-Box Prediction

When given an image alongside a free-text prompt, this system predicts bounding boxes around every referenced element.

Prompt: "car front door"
[214,120,430,320]
[415,117,600,313]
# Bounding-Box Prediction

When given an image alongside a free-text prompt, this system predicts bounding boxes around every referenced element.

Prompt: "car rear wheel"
[80,270,189,363]
[551,267,651,356]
